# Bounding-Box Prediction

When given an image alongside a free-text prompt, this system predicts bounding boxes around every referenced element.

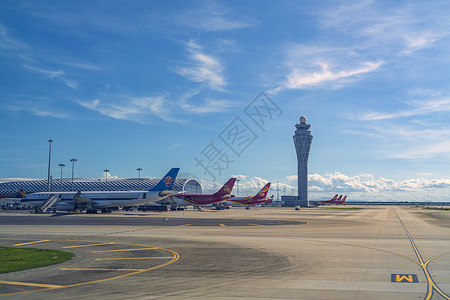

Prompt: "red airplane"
[223,183,271,207]
[336,195,347,204]
[163,178,236,208]
[321,194,338,204]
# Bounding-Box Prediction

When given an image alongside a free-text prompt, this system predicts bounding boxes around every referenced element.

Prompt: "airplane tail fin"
[19,189,26,198]
[150,168,180,191]
[255,183,271,199]
[334,195,342,203]
[331,194,338,201]
[213,178,237,196]
[340,196,347,203]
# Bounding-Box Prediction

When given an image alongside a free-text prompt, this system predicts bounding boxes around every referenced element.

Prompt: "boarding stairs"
[37,194,60,213]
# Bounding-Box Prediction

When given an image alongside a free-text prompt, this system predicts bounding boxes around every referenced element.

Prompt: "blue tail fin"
[150,168,180,191]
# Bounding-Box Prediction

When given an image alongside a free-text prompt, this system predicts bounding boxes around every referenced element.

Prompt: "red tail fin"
[19,189,26,198]
[254,183,271,200]
[214,178,237,196]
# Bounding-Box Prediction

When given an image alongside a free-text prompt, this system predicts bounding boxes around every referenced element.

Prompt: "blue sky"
[1,0,450,201]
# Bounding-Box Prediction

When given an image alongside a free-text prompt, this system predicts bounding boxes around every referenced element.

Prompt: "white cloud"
[172,40,226,91]
[3,102,69,119]
[102,171,118,180]
[174,2,252,32]
[23,64,78,89]
[390,140,450,159]
[283,61,382,90]
[353,99,450,121]
[0,24,27,51]
[179,96,234,114]
[76,96,180,124]
[296,171,450,201]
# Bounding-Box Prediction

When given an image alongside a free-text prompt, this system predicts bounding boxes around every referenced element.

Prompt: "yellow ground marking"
[95,256,174,260]
[394,208,450,300]
[91,247,155,253]
[62,242,115,249]
[248,223,264,226]
[0,280,63,289]
[219,224,226,227]
[12,240,50,246]
[179,224,192,226]
[0,240,180,297]
[59,268,146,271]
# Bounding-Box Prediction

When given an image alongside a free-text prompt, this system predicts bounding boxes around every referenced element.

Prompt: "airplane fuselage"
[170,194,234,206]
[21,190,169,209]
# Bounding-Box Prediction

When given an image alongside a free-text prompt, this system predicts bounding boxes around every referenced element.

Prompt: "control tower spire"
[293,116,313,207]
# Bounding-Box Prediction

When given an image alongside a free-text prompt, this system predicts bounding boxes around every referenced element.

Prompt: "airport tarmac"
[0,206,449,299]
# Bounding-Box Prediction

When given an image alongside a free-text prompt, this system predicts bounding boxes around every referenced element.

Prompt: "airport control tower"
[293,116,313,207]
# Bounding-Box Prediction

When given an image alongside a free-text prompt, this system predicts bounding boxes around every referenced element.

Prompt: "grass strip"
[0,246,73,274]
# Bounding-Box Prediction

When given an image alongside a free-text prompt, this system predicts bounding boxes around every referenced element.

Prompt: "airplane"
[21,168,180,213]
[262,195,274,205]
[320,194,338,204]
[155,178,236,209]
[221,183,271,208]
[0,189,27,206]
[336,195,347,204]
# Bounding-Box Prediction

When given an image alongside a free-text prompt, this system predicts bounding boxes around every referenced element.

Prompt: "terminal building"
[0,178,202,199]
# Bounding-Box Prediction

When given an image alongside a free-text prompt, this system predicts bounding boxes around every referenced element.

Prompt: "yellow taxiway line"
[91,247,155,253]
[0,280,63,289]
[95,256,174,260]
[62,242,115,249]
[13,240,50,246]
[59,268,147,271]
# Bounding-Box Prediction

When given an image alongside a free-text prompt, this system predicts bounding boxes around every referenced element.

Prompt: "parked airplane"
[21,168,180,213]
[336,195,347,204]
[262,195,274,205]
[221,183,271,207]
[320,194,338,204]
[0,189,27,206]
[155,178,236,209]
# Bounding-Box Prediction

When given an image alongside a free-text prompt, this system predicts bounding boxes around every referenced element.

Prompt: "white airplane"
[21,168,180,213]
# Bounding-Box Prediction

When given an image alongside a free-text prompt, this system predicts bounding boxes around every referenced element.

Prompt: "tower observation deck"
[293,116,313,207]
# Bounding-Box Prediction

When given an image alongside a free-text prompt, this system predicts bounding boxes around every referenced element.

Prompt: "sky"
[1,0,450,202]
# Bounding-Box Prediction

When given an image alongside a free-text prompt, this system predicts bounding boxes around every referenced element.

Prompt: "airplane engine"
[55,203,76,211]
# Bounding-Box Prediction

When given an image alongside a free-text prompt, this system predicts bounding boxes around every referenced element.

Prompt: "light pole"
[237,179,240,196]
[104,169,109,182]
[58,163,65,192]
[283,187,286,196]
[70,158,77,191]
[277,181,279,202]
[137,168,142,179]
[47,139,53,192]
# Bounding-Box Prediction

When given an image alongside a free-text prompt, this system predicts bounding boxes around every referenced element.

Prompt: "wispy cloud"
[353,99,450,121]
[76,95,180,124]
[174,2,252,32]
[390,140,450,159]
[283,61,382,91]
[172,40,226,91]
[0,24,27,51]
[3,102,69,119]
[319,1,447,56]
[23,64,79,89]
